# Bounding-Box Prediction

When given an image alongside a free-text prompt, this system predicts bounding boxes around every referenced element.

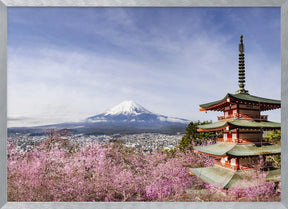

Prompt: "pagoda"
[189,35,281,190]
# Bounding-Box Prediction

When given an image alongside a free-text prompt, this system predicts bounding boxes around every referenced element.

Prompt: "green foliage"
[266,155,281,169]
[178,121,219,151]
[263,130,281,169]
[263,130,281,145]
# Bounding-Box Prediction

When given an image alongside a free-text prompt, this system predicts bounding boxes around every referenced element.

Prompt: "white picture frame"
[0,0,287,209]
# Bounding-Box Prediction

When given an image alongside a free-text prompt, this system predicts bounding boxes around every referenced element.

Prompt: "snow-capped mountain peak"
[86,100,190,125]
[104,100,152,116]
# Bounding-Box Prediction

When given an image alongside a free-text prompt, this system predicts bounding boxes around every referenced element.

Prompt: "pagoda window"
[221,157,228,165]
[232,133,237,143]
[231,158,236,166]
[225,111,229,118]
[233,109,238,117]
[223,133,227,142]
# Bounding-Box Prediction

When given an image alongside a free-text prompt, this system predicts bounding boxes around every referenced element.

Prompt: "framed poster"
[0,0,288,209]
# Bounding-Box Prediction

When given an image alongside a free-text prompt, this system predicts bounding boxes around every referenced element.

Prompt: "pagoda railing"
[217,138,236,143]
[217,138,259,143]
[214,161,238,171]
[215,161,251,171]
[217,114,268,121]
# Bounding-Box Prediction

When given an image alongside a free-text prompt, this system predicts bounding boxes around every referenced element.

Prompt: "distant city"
[8,133,184,154]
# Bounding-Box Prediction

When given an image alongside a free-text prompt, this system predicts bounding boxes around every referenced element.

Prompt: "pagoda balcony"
[215,161,252,171]
[217,138,236,143]
[217,114,268,121]
[217,138,261,143]
[214,161,238,171]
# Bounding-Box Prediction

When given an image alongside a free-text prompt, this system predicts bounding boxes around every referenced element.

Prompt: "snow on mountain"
[86,100,189,124]
[104,100,152,116]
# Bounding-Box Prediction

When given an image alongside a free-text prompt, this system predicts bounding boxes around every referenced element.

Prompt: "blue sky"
[7,7,281,127]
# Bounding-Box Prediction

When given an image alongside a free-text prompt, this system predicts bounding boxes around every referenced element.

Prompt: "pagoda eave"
[227,143,281,157]
[197,119,281,132]
[194,150,227,158]
[189,166,237,189]
[200,101,229,112]
[194,143,281,158]
[193,143,236,157]
[200,93,280,112]
[197,127,224,132]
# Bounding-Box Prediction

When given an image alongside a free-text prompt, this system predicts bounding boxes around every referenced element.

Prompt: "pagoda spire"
[236,35,249,94]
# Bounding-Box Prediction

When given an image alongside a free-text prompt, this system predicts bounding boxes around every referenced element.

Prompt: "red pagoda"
[189,35,281,189]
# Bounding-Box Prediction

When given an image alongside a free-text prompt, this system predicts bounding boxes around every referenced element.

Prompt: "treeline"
[178,121,220,151]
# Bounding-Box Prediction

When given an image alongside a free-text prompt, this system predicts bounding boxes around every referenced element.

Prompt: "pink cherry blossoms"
[7,130,280,202]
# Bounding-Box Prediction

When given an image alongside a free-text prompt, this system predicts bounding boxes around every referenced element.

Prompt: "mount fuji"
[86,100,189,125]
[8,101,190,135]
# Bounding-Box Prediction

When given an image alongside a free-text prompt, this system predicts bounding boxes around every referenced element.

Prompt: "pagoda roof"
[227,143,281,156]
[189,166,237,188]
[200,93,281,111]
[194,143,235,156]
[189,166,280,189]
[197,119,280,131]
[194,143,280,157]
[266,168,281,182]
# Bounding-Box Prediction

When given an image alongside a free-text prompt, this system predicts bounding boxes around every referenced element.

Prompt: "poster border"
[0,0,287,208]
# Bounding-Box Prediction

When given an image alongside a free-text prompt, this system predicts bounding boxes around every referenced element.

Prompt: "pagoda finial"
[239,35,244,53]
[236,35,249,94]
